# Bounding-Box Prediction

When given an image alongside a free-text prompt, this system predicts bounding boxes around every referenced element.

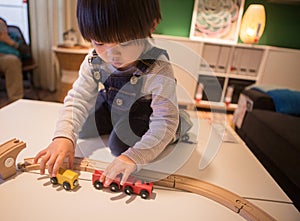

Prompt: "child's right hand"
[34,137,74,177]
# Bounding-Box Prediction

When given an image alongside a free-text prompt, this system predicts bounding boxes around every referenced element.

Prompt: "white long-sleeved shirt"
[54,40,179,166]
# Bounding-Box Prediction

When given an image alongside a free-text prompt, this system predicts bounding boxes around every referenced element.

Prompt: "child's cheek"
[123,45,143,62]
[95,48,109,63]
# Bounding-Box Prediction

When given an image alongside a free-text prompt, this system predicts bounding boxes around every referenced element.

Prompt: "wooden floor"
[0,82,71,108]
[0,82,234,127]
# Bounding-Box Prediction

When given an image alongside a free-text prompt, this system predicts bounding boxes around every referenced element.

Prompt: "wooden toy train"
[48,168,153,199]
[92,170,153,199]
[50,167,79,191]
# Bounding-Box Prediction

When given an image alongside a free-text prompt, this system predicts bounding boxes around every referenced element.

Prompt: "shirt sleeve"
[53,51,98,145]
[122,57,179,166]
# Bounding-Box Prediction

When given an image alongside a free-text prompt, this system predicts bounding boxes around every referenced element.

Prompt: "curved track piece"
[155,175,276,221]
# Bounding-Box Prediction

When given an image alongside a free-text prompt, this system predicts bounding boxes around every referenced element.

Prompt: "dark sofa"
[234,88,300,211]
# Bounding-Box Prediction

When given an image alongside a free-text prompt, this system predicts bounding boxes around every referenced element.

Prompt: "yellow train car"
[50,168,79,190]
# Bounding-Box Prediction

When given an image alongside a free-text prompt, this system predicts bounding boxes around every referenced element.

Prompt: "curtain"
[29,0,76,91]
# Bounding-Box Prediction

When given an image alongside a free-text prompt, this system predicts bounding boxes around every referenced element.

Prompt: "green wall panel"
[156,0,300,49]
[155,0,194,37]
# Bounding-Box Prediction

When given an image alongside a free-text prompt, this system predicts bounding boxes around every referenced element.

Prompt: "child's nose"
[107,45,121,56]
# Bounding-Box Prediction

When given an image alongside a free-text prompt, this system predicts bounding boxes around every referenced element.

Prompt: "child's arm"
[34,137,75,177]
[101,59,179,186]
[34,53,97,177]
[54,53,98,144]
[123,59,179,165]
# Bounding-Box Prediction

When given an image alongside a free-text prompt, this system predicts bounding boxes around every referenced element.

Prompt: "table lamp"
[239,4,266,44]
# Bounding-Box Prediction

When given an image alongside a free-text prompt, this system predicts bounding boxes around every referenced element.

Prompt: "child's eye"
[93,41,104,46]
[119,41,131,46]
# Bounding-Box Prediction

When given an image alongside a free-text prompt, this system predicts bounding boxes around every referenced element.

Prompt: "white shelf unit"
[199,43,266,105]
[153,34,269,110]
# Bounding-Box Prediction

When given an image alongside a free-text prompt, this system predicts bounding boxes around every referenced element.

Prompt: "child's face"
[92,39,145,69]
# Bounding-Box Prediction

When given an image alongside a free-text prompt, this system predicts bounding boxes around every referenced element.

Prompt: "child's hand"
[34,138,74,177]
[100,155,136,187]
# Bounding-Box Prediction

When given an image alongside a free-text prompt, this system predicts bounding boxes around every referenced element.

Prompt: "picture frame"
[189,0,245,44]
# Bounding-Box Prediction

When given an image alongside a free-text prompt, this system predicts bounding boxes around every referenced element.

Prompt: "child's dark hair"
[77,0,161,43]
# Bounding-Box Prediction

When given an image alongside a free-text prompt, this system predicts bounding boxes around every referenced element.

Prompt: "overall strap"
[88,50,108,89]
[136,47,169,74]
[88,47,170,90]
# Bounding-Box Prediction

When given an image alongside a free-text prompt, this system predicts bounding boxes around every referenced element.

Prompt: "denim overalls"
[88,47,169,156]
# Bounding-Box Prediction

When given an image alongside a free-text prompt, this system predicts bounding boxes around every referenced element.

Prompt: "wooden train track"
[0,139,26,179]
[18,156,276,221]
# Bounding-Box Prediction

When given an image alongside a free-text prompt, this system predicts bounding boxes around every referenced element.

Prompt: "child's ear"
[151,19,159,33]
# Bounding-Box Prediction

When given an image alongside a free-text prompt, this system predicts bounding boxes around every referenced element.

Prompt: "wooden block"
[0,139,26,179]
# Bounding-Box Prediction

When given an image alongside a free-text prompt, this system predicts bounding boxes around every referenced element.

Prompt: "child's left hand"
[100,155,136,187]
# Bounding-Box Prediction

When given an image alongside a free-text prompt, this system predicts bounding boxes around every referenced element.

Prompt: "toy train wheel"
[73,179,79,187]
[109,182,119,192]
[124,186,133,195]
[63,181,71,191]
[140,190,149,199]
[50,177,58,185]
[94,180,103,190]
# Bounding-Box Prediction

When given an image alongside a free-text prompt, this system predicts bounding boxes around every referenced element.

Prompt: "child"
[34,0,180,186]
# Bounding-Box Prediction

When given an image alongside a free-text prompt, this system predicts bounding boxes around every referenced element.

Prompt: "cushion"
[266,89,300,116]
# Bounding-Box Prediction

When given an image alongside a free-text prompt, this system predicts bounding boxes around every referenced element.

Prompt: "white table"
[0,100,299,221]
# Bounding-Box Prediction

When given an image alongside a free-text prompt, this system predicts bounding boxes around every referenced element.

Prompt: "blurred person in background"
[0,17,29,103]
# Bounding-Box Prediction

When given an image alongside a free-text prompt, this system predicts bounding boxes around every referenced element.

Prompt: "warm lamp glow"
[239,4,266,44]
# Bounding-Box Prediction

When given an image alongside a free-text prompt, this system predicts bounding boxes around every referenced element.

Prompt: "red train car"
[92,170,153,199]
